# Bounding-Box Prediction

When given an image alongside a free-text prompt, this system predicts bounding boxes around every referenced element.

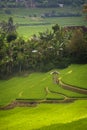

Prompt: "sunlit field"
[0,64,87,106]
[0,101,87,130]
[17,17,86,38]
[0,6,87,130]
[0,7,86,38]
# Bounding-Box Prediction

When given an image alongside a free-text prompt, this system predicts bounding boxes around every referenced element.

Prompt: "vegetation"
[83,4,87,19]
[0,64,87,106]
[0,17,87,78]
[0,3,87,130]
[60,64,87,89]
[0,5,86,38]
[0,0,86,8]
[0,100,87,130]
[37,117,87,130]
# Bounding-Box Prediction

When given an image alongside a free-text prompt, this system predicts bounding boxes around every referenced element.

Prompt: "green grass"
[17,17,87,38]
[0,7,87,130]
[37,118,87,130]
[0,64,87,130]
[17,25,52,39]
[60,64,87,89]
[0,100,87,130]
[0,64,87,106]
[1,7,81,17]
[0,7,86,38]
[46,92,64,100]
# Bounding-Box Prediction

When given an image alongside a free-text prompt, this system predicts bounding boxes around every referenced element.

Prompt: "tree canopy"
[0,0,87,8]
[0,18,87,79]
[83,4,87,19]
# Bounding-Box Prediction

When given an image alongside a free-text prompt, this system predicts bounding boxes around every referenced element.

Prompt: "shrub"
[6,33,17,42]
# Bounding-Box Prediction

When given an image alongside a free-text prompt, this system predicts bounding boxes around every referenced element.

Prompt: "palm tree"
[0,17,16,34]
[7,17,16,33]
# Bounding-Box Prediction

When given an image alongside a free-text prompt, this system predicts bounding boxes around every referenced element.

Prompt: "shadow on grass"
[36,118,87,130]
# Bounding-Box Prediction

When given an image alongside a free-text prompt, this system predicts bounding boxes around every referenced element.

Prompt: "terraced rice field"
[0,64,87,107]
[0,64,87,130]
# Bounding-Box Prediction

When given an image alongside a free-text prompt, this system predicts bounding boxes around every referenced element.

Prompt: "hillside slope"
[0,64,87,106]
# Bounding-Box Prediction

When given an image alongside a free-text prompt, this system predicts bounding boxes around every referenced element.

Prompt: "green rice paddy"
[60,64,87,89]
[0,100,87,130]
[0,7,86,39]
[0,64,87,107]
[0,63,87,130]
[0,7,87,130]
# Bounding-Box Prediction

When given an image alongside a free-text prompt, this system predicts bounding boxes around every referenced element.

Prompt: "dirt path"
[0,100,37,110]
[0,98,76,110]
[59,80,87,95]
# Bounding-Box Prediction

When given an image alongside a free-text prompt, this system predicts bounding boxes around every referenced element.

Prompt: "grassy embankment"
[60,64,87,89]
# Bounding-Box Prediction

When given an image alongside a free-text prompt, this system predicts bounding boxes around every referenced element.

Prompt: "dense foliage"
[83,4,87,19]
[0,17,87,78]
[0,0,87,8]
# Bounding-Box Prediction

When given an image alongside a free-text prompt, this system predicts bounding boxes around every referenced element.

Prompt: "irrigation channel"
[0,79,87,110]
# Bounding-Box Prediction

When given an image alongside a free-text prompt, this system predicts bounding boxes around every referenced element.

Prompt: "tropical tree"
[83,4,87,20]
[0,17,16,34]
[68,29,87,63]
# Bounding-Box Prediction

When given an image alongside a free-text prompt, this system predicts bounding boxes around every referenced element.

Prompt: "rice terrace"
[0,0,87,130]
